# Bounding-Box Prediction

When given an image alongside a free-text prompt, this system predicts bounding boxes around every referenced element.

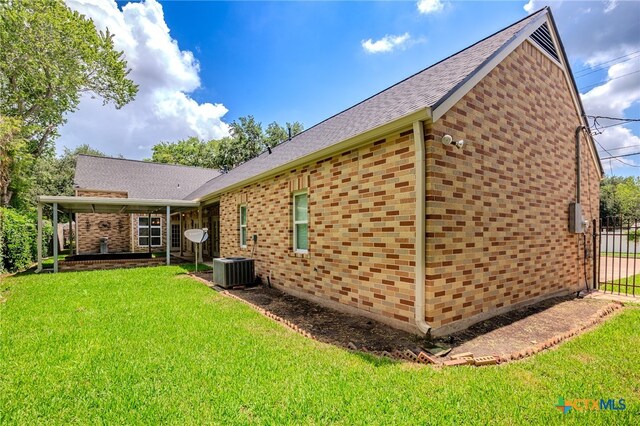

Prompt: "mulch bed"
[188,272,623,366]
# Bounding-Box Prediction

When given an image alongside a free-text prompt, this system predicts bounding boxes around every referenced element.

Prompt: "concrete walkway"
[600,256,640,281]
[584,290,638,304]
[445,296,616,360]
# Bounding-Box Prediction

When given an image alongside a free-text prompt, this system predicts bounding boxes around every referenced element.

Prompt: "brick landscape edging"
[59,258,165,272]
[188,273,625,367]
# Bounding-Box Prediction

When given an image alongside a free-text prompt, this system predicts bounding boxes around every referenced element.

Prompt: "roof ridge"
[77,153,220,172]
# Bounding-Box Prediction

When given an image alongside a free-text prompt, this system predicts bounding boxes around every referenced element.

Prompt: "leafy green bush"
[628,229,639,242]
[0,207,52,273]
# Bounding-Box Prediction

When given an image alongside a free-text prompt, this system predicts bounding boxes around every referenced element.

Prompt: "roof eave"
[37,195,199,214]
[193,107,432,202]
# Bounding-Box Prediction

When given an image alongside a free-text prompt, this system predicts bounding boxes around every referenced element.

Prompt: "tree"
[617,177,640,219]
[31,145,105,200]
[149,137,219,169]
[214,116,304,171]
[148,116,304,172]
[0,115,31,207]
[265,121,304,148]
[600,176,640,219]
[0,0,137,162]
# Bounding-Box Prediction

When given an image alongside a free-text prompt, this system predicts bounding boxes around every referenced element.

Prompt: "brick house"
[38,8,602,336]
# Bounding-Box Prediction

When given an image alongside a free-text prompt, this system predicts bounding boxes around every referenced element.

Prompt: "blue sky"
[61,1,639,177]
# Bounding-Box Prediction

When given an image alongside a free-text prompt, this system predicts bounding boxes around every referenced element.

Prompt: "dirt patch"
[229,286,425,351]
[190,274,621,363]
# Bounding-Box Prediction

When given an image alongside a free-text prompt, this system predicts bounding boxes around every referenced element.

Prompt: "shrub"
[0,208,33,272]
[0,207,52,273]
[628,229,639,242]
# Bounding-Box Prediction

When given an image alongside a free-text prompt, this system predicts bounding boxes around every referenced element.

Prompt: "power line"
[586,115,640,122]
[573,50,640,75]
[579,70,640,92]
[598,144,640,152]
[575,54,640,79]
[587,115,640,136]
[594,137,640,168]
[592,121,639,132]
[600,152,640,160]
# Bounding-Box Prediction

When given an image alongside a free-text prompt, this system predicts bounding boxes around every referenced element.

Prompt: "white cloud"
[581,59,640,172]
[594,126,639,172]
[604,0,618,13]
[417,0,444,15]
[581,59,640,119]
[523,0,536,13]
[59,0,229,158]
[362,33,411,54]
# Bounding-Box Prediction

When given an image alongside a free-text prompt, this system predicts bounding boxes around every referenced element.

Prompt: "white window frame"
[239,204,247,248]
[292,190,309,254]
[138,216,162,247]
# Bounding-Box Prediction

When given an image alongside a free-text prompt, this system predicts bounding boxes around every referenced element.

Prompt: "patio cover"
[36,195,201,272]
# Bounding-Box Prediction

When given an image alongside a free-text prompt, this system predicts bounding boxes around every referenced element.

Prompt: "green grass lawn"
[1,266,639,424]
[601,273,640,295]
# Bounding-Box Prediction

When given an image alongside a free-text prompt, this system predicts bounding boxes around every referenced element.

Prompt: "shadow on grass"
[176,263,212,273]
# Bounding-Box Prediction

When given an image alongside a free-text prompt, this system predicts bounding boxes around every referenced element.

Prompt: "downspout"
[413,120,432,335]
[575,125,584,204]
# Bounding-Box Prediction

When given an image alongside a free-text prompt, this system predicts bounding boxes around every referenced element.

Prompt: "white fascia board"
[37,195,199,208]
[196,108,431,202]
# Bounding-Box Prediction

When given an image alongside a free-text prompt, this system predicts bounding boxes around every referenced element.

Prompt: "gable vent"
[529,23,559,62]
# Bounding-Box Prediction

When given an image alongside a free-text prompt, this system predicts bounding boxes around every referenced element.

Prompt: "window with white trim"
[293,191,308,253]
[239,204,247,248]
[138,217,162,247]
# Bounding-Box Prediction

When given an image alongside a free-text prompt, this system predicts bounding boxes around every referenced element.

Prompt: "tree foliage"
[0,0,138,159]
[600,176,640,219]
[149,137,220,169]
[0,115,31,207]
[149,116,304,172]
[29,145,106,204]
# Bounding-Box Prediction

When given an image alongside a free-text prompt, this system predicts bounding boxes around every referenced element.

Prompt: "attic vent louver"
[529,23,559,62]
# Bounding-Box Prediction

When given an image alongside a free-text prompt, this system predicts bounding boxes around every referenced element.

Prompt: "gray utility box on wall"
[569,202,585,233]
[213,257,255,288]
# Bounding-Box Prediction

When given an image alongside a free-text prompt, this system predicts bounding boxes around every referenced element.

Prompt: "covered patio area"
[36,195,200,272]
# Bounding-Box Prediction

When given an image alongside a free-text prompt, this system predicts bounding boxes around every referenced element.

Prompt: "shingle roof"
[74,155,220,200]
[185,9,547,201]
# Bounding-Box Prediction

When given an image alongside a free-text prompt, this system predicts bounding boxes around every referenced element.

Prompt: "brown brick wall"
[217,40,600,335]
[219,130,419,332]
[425,40,600,334]
[76,190,131,254]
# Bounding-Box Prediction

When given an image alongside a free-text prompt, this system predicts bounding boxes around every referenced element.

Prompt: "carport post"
[198,206,203,263]
[166,205,171,266]
[53,202,58,273]
[36,202,43,272]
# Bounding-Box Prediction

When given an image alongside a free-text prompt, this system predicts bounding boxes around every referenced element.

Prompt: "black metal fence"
[598,217,639,296]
